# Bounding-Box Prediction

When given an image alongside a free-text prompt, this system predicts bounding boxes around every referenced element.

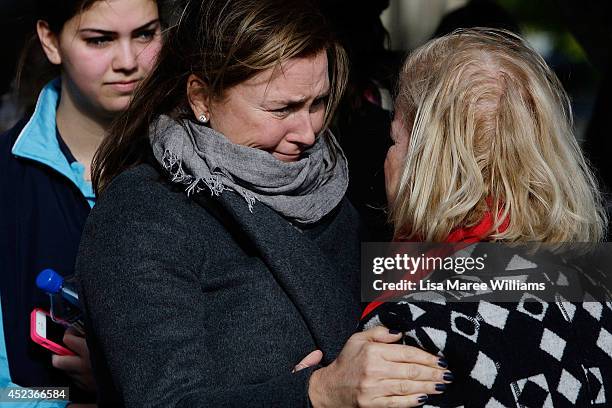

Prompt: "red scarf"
[361,209,509,319]
[446,208,509,243]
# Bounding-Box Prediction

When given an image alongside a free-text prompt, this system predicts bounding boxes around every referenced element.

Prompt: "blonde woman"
[363,28,612,406]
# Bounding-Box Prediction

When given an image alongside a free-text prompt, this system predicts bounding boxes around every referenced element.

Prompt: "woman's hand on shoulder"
[308,326,451,407]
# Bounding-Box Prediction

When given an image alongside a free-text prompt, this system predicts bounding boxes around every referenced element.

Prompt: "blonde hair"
[390,28,606,242]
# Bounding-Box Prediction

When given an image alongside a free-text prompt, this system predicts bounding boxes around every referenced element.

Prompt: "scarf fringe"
[151,116,348,222]
[161,149,257,211]
[161,149,193,184]
[238,188,256,212]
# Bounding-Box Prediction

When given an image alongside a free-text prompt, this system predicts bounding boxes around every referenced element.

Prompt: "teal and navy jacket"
[0,79,95,405]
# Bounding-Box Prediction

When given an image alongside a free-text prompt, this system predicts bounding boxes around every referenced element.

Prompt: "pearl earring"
[198,113,209,123]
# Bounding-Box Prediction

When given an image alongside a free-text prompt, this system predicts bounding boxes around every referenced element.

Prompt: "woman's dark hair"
[38,0,101,33]
[16,0,101,110]
[92,0,349,194]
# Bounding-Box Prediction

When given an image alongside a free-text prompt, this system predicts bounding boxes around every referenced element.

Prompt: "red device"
[30,308,75,356]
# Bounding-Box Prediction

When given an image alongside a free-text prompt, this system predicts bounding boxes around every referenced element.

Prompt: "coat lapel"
[214,192,360,363]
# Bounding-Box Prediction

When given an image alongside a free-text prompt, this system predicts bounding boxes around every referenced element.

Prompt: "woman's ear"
[36,20,62,65]
[186,74,211,121]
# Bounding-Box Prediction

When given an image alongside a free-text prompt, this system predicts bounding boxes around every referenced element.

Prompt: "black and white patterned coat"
[361,245,612,407]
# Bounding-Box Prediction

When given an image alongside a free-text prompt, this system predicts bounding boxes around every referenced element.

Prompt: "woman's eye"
[85,36,112,47]
[309,97,328,112]
[270,107,292,117]
[135,30,157,42]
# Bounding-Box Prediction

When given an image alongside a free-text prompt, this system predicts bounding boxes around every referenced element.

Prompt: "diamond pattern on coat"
[587,367,606,404]
[364,243,612,408]
[506,254,537,270]
[423,326,447,352]
[406,329,424,349]
[583,301,603,321]
[451,311,480,343]
[517,293,548,321]
[408,303,426,320]
[539,328,566,361]
[596,328,612,358]
[518,379,550,406]
[484,397,506,407]
[459,244,478,258]
[557,369,581,404]
[477,302,509,330]
[361,314,381,331]
[470,351,498,389]
[586,367,606,404]
[510,374,553,408]
[556,272,569,286]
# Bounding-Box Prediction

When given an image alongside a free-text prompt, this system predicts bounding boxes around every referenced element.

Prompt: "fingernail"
[435,383,447,392]
[438,357,448,368]
[443,371,454,382]
[389,329,401,335]
[417,395,428,403]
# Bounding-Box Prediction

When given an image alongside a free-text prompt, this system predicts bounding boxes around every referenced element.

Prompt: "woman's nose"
[287,111,317,147]
[112,41,138,73]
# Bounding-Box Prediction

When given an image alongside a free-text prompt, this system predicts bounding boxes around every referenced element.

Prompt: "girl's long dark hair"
[16,0,100,112]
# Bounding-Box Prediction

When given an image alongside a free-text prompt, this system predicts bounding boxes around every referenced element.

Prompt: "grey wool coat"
[76,163,362,407]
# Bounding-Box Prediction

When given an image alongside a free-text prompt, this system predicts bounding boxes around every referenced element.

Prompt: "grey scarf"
[149,115,349,224]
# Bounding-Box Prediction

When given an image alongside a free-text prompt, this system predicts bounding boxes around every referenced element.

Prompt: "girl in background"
[0,0,162,405]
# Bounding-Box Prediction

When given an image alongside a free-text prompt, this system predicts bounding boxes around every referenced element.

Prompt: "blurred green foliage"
[497,0,588,63]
